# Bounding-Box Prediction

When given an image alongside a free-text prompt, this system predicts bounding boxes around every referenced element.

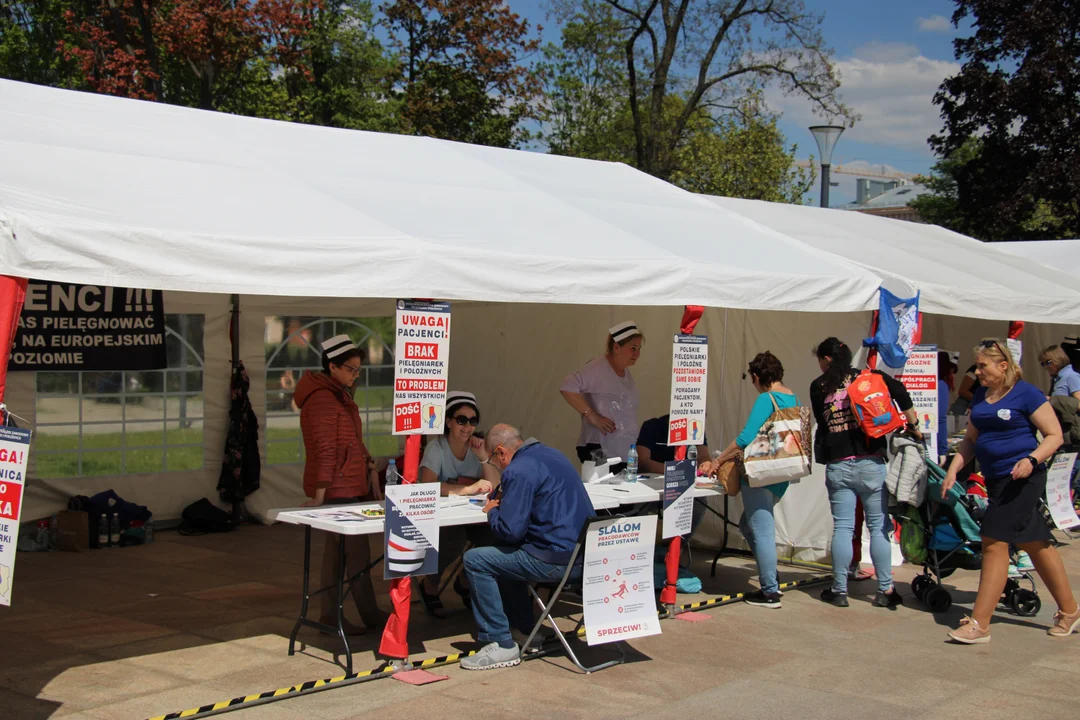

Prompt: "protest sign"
[898,344,938,459]
[1046,453,1080,531]
[662,460,694,539]
[393,300,451,435]
[0,427,31,606]
[667,335,708,446]
[583,516,661,645]
[11,281,165,371]
[384,483,440,579]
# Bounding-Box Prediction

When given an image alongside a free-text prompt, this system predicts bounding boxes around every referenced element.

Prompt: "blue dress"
[969,381,1052,543]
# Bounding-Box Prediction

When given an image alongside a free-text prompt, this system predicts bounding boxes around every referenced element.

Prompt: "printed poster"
[662,460,694,539]
[583,515,661,645]
[393,300,451,435]
[383,483,440,579]
[667,335,708,446]
[898,344,938,459]
[11,281,166,371]
[1046,453,1079,531]
[1006,338,1022,368]
[0,427,31,607]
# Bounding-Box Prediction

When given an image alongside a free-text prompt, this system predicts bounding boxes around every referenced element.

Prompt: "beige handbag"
[715,451,744,497]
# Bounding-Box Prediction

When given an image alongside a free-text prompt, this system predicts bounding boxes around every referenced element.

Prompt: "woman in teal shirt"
[713,351,799,609]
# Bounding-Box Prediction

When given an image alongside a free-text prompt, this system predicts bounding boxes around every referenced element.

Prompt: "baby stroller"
[893,452,1042,617]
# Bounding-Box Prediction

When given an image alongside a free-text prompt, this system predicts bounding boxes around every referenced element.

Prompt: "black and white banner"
[10,281,166,371]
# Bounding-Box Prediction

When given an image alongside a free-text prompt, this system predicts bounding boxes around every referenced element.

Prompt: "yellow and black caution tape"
[674,573,832,613]
[146,573,831,720]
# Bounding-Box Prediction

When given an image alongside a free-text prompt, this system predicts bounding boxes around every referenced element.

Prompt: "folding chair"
[521,514,627,674]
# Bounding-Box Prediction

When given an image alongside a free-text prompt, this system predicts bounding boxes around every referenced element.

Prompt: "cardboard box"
[56,510,89,552]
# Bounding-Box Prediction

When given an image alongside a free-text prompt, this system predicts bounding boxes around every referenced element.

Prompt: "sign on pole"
[1046,453,1080,531]
[582,515,661,645]
[662,460,694,539]
[0,426,31,607]
[898,344,938,459]
[384,483,440,579]
[667,335,708,446]
[393,300,451,435]
[11,281,166,371]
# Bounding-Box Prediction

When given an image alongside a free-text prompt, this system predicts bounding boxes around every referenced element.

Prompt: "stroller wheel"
[911,575,933,600]
[925,586,953,613]
[1010,589,1041,617]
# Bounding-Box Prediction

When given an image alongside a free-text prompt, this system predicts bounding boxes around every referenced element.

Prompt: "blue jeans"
[739,484,779,594]
[463,545,577,645]
[826,457,892,594]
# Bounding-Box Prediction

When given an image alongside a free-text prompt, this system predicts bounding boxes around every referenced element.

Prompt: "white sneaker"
[460,642,521,671]
[1008,564,1022,579]
[1016,551,1035,573]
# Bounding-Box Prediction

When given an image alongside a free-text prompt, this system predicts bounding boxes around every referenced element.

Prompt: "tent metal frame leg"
[288,527,383,674]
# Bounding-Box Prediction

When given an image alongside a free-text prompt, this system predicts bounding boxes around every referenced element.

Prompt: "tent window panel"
[32,314,205,479]
[263,316,395,465]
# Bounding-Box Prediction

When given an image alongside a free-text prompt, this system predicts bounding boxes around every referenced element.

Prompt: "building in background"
[844,181,929,223]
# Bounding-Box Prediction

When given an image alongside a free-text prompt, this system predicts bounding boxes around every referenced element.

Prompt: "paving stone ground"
[3,523,1079,720]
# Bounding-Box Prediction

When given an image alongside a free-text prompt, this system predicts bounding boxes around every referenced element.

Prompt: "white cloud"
[767,46,960,155]
[917,14,952,33]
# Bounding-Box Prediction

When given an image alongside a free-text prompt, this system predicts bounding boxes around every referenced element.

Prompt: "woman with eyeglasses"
[417,391,499,616]
[1040,345,1080,401]
[295,335,387,635]
[942,339,1078,644]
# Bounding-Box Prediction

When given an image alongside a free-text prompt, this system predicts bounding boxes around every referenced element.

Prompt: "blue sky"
[506,0,968,205]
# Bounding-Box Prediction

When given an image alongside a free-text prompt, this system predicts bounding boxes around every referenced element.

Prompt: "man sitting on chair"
[460,423,595,671]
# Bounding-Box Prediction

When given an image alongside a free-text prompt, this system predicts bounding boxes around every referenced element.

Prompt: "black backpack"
[179,498,235,535]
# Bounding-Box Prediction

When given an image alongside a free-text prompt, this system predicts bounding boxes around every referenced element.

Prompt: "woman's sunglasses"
[452,415,480,427]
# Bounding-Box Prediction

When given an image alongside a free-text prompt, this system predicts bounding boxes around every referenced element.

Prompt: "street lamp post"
[809,125,845,208]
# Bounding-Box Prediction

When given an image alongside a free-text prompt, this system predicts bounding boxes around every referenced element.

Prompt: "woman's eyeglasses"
[452,415,480,427]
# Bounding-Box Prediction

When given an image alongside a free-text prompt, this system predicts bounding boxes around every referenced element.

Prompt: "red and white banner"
[392,300,450,435]
[667,335,708,446]
[0,426,31,606]
[897,344,938,459]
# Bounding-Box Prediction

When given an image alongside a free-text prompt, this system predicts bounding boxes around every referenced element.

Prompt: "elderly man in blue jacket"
[460,423,595,671]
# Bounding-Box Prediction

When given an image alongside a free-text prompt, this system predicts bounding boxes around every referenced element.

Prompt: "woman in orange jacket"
[295,334,388,634]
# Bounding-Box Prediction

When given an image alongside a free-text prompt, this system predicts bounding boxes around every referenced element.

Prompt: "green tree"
[382,0,544,147]
[928,0,1080,240]
[670,100,814,202]
[549,0,851,183]
[544,1,814,202]
[0,0,84,88]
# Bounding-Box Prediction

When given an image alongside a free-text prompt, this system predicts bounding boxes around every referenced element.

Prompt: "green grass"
[36,424,400,477]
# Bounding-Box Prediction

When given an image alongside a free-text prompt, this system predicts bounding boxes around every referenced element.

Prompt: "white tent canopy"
[705,196,1080,324]
[0,79,882,313]
[997,239,1080,278]
[1,80,1075,559]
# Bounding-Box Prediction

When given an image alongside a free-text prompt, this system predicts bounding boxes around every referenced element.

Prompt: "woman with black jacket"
[810,337,920,609]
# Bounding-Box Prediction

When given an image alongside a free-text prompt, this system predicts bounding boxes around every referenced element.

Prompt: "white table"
[584,474,722,505]
[268,493,622,671]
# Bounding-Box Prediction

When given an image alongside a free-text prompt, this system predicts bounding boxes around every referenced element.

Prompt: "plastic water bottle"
[97,515,109,549]
[626,444,639,483]
[386,459,400,486]
[109,512,120,548]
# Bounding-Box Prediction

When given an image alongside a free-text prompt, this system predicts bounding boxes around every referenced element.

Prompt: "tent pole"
[661,306,704,613]
[229,294,241,522]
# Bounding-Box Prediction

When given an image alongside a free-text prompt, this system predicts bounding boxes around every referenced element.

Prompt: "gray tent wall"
[14,291,1073,561]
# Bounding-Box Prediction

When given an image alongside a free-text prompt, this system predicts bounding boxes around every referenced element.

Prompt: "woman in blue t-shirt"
[942,339,1079,644]
[712,351,799,610]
